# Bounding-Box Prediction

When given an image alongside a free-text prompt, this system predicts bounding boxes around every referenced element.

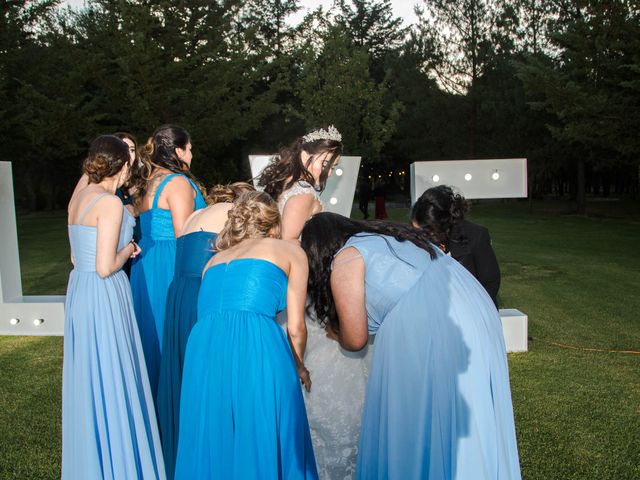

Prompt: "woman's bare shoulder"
[272,238,306,262]
[183,202,233,235]
[163,174,193,195]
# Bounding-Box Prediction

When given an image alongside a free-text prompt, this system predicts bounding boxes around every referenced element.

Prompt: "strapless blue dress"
[157,231,216,479]
[174,259,318,479]
[62,194,165,479]
[130,173,206,397]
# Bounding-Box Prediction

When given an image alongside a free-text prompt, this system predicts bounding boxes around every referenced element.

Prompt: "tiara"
[302,125,342,143]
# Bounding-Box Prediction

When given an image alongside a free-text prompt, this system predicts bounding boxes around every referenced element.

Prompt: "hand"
[325,323,339,342]
[298,365,312,392]
[129,240,141,258]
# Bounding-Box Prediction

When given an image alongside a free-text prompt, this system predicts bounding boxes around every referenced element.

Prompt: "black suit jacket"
[448,220,501,307]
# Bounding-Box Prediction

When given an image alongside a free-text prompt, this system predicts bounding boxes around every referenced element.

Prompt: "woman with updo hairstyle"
[157,181,254,479]
[174,191,318,480]
[70,131,140,207]
[64,135,164,479]
[300,213,521,480]
[129,124,207,399]
[411,185,501,307]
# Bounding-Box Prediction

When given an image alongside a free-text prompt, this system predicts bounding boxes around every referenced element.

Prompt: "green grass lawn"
[14,210,72,295]
[2,200,640,479]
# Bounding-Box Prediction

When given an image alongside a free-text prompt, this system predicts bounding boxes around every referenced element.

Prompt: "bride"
[258,126,372,479]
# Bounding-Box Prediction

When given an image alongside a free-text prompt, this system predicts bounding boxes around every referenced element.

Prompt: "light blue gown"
[343,235,521,480]
[62,193,165,479]
[130,173,206,397]
[174,259,318,479]
[157,231,216,480]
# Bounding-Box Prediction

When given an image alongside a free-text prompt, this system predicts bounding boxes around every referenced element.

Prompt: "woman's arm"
[330,247,369,351]
[164,176,197,237]
[95,196,138,278]
[281,194,320,240]
[285,244,311,391]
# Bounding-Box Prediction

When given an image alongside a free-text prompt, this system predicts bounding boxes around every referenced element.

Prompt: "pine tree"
[416,0,501,157]
[518,0,640,211]
[297,20,400,165]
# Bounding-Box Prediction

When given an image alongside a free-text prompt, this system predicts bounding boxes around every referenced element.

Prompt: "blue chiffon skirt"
[157,232,216,479]
[63,268,165,479]
[174,260,318,479]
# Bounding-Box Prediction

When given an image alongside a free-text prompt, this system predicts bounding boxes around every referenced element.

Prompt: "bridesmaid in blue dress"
[175,191,318,480]
[129,125,206,397]
[301,213,521,480]
[63,135,165,479]
[69,132,140,257]
[157,182,254,479]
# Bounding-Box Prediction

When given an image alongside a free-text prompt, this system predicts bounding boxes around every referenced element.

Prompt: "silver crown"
[302,125,342,143]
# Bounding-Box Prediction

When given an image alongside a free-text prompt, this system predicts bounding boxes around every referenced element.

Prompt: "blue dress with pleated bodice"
[174,259,318,479]
[130,173,206,397]
[62,193,165,479]
[157,230,217,479]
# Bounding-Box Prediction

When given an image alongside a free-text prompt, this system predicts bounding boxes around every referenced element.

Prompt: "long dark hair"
[112,131,138,161]
[300,212,436,332]
[411,185,469,249]
[112,131,138,196]
[257,133,343,199]
[130,124,203,207]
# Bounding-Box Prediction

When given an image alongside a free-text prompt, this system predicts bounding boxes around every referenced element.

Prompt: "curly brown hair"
[215,191,281,251]
[257,132,343,200]
[410,185,470,249]
[82,135,129,183]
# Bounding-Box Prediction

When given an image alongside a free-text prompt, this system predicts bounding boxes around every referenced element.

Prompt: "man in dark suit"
[448,220,501,307]
[411,185,501,308]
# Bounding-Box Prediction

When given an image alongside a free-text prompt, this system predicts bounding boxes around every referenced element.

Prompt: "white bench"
[499,308,528,352]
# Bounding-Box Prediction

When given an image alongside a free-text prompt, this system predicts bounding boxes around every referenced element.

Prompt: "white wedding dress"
[278,181,373,480]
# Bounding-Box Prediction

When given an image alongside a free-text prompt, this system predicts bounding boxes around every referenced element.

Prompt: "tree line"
[2,0,639,213]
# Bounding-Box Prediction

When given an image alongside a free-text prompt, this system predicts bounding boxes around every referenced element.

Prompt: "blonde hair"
[215,191,281,251]
[206,182,255,205]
